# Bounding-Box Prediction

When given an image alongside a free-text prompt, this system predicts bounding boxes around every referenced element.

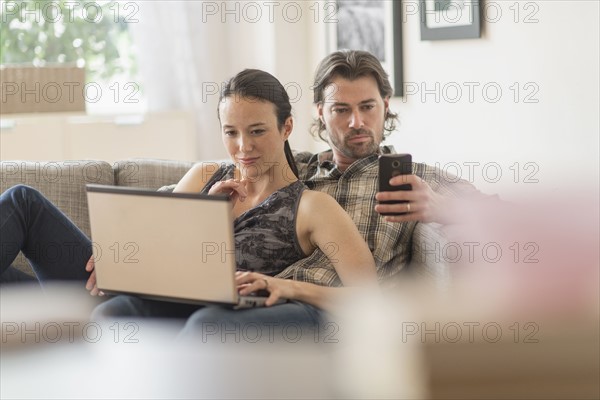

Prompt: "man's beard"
[331,128,380,159]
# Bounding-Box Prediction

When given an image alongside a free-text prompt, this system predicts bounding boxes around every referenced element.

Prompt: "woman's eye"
[224,130,236,136]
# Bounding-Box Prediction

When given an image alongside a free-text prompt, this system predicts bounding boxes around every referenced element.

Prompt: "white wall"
[385,0,599,199]
[214,1,331,155]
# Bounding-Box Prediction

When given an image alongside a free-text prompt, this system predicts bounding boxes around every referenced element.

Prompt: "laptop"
[85,184,275,308]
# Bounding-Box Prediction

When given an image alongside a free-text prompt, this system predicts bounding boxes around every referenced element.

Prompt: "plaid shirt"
[275,145,483,286]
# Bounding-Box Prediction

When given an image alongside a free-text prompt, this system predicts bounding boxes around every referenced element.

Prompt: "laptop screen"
[86,185,238,305]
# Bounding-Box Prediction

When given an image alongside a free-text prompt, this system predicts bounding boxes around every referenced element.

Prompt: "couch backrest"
[0,161,114,239]
[113,159,195,189]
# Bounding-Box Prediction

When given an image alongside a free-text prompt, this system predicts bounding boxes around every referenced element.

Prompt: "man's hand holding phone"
[376,154,412,216]
[375,154,447,223]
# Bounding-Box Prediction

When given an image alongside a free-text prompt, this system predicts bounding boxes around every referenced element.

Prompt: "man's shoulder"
[412,161,444,181]
[292,149,335,163]
[413,161,490,198]
[292,149,336,181]
[293,146,392,166]
[292,150,315,165]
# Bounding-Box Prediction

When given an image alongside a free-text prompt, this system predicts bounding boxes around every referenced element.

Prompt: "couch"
[0,159,450,285]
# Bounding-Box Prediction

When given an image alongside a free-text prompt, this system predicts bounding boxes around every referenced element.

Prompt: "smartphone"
[378,153,412,215]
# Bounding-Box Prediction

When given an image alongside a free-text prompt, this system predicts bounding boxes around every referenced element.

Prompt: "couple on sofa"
[0,50,484,336]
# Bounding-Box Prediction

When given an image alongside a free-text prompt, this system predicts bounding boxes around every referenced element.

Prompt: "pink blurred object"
[444,191,599,318]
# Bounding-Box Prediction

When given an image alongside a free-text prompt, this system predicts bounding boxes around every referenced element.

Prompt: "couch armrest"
[408,222,452,289]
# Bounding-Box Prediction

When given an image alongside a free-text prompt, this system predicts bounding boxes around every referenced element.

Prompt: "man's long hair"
[311,50,399,142]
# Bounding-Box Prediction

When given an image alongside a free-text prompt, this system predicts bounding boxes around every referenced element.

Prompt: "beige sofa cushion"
[113,159,195,190]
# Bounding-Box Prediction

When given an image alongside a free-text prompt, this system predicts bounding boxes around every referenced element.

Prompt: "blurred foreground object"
[1,284,334,399]
[391,191,600,399]
[1,283,97,348]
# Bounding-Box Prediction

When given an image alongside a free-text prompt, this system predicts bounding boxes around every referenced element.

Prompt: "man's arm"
[375,164,499,225]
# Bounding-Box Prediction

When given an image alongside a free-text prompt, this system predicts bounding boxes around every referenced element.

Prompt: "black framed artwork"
[420,0,481,40]
[329,0,404,97]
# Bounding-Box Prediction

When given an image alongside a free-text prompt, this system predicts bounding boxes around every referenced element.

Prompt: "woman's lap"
[92,295,324,343]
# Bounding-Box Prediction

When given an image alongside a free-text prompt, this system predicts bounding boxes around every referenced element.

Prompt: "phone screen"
[378,154,412,215]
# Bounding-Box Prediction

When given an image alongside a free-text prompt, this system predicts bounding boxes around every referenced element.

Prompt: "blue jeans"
[180,300,326,343]
[0,185,92,284]
[92,295,325,343]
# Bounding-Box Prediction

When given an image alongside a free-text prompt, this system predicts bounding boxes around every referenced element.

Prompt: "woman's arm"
[173,162,220,193]
[296,190,378,285]
[174,162,248,205]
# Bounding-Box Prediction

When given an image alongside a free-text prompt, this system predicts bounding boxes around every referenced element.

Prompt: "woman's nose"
[239,135,254,153]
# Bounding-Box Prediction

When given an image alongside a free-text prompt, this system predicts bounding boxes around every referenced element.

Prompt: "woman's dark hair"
[311,50,399,142]
[218,69,299,179]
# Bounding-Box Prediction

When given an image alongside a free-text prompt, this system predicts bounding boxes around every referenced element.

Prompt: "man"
[278,50,487,285]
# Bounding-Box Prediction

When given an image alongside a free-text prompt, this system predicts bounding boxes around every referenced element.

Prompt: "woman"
[94,69,377,328]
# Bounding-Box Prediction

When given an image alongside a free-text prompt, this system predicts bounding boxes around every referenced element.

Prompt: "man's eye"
[332,107,348,114]
[251,129,265,135]
[362,104,375,111]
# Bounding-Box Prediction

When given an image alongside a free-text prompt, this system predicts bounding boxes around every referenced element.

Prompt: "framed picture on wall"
[328,1,404,97]
[420,0,481,40]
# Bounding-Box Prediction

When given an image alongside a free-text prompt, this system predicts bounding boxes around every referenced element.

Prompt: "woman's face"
[218,96,292,180]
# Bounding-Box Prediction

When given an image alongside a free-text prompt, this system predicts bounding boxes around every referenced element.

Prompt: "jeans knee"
[90,299,118,321]
[179,307,233,342]
[185,306,226,327]
[90,295,140,320]
[8,184,43,203]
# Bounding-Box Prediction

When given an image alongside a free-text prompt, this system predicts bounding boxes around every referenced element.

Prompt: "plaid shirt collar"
[313,145,396,178]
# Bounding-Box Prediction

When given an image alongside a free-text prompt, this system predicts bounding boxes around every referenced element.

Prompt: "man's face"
[318,75,389,165]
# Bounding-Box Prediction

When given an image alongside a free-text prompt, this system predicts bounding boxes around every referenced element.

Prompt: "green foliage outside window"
[0,0,138,83]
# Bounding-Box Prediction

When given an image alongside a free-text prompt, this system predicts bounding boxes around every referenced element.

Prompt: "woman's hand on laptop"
[85,256,105,296]
[208,179,248,207]
[235,271,293,307]
[236,271,360,312]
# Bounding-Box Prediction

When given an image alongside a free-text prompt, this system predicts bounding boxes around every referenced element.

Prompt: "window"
[1,0,146,114]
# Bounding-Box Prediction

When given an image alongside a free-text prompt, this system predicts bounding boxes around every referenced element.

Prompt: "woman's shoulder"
[185,161,231,180]
[193,161,233,174]
[176,161,234,194]
[198,162,235,193]
[298,189,340,212]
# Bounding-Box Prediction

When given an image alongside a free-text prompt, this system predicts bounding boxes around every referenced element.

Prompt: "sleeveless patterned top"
[201,163,307,276]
